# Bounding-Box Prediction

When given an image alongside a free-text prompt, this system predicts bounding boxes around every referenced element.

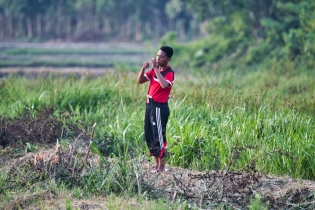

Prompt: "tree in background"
[3,0,51,39]
[171,0,315,69]
[0,0,314,71]
[165,0,196,42]
[0,0,201,42]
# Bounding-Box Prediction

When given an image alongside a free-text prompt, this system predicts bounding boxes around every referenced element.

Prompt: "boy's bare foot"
[156,168,168,173]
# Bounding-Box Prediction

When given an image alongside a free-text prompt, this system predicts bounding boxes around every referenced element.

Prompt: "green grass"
[1,65,314,179]
[0,62,314,209]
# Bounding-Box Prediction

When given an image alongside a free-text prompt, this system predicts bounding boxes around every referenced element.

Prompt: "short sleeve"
[164,71,174,86]
[145,69,154,81]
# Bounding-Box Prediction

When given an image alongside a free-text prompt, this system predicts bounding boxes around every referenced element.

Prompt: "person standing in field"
[137,46,174,173]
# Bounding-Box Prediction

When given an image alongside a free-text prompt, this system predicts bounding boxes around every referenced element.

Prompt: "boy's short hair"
[160,46,173,58]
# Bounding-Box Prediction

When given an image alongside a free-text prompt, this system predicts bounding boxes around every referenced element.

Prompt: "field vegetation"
[1,0,315,208]
[0,42,152,69]
[1,57,314,177]
[1,44,314,208]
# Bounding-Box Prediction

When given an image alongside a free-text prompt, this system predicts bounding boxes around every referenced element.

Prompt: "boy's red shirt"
[145,65,174,103]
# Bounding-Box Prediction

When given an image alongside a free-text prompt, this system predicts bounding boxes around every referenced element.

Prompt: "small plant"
[248,194,268,210]
[25,142,36,153]
[65,197,72,210]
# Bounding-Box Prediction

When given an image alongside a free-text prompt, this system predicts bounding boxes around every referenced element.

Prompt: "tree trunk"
[0,13,4,39]
[102,18,110,34]
[37,15,42,37]
[66,16,71,40]
[56,0,63,37]
[8,16,13,39]
[56,16,61,36]
[27,17,33,38]
[19,14,24,37]
[264,0,273,17]
[125,18,131,41]
[92,0,99,34]
[45,15,51,33]
[169,18,174,31]
[114,19,120,40]
[135,20,141,41]
[179,20,185,42]
[145,22,151,38]
[155,17,162,38]
[94,16,100,33]
[76,15,83,34]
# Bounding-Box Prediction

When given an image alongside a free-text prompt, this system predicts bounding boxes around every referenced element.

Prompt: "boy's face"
[156,50,171,67]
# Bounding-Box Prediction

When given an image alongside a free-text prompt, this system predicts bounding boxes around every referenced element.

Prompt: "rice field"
[0,42,154,68]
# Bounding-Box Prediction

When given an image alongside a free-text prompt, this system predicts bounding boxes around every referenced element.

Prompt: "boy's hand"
[142,62,149,70]
[150,58,157,68]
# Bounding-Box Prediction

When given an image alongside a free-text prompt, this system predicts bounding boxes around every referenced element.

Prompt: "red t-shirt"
[145,66,174,103]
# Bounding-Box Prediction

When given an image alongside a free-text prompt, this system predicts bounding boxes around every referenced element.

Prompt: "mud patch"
[0,106,83,148]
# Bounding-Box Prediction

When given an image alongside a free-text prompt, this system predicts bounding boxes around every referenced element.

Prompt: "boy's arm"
[150,58,171,89]
[137,62,149,84]
[154,68,171,89]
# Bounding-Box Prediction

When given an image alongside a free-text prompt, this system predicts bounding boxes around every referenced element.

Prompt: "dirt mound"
[139,161,315,209]
[0,106,84,148]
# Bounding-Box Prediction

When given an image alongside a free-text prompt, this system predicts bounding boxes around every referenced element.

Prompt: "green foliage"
[259,1,315,60]
[25,142,36,153]
[0,173,7,195]
[65,197,73,210]
[77,157,144,197]
[160,31,250,70]
[169,0,315,71]
[248,194,268,210]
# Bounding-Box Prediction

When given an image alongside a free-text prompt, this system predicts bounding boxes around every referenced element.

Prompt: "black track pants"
[144,101,170,158]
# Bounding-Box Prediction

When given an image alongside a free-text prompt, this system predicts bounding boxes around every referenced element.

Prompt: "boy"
[137,46,174,172]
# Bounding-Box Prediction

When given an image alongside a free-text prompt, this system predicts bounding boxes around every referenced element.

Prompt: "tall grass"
[0,65,314,180]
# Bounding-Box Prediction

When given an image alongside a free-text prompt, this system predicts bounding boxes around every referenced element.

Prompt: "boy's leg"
[147,106,164,156]
[156,106,169,172]
[157,156,166,172]
[154,156,159,169]
[146,104,170,171]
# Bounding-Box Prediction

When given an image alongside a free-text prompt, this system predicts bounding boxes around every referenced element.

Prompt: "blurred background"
[0,0,315,71]
[1,3,315,208]
[0,0,201,42]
